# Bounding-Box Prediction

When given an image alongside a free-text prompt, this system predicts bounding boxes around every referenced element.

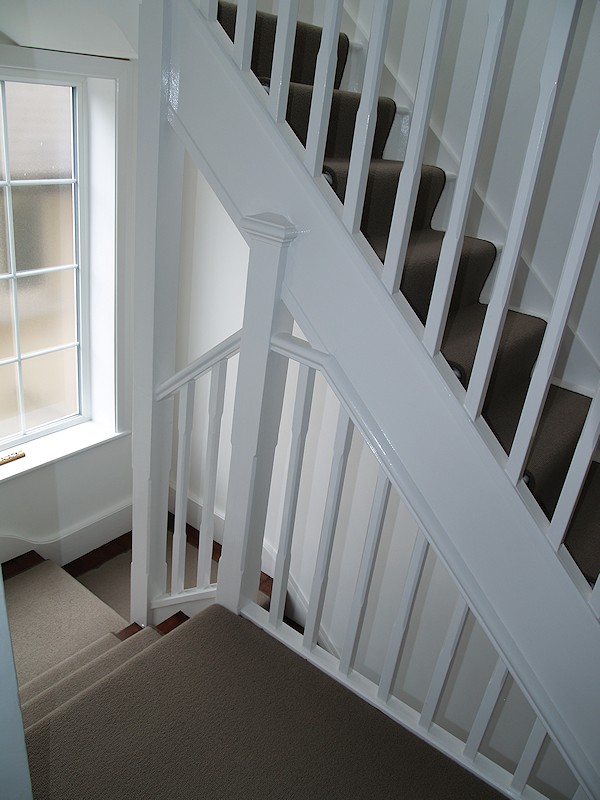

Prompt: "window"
[0,79,82,445]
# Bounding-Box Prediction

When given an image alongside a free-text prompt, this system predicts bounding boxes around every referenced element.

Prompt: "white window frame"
[0,45,134,479]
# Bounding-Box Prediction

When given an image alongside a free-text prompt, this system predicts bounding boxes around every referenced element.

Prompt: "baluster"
[381,0,451,294]
[378,530,429,702]
[506,127,600,485]
[511,718,547,794]
[463,657,508,760]
[268,0,299,123]
[269,364,316,627]
[574,784,593,800]
[548,384,599,552]
[196,0,218,21]
[422,0,512,354]
[342,0,393,234]
[419,596,469,730]
[234,0,257,71]
[196,360,228,589]
[303,407,354,651]
[464,0,582,422]
[339,469,391,675]
[171,380,196,595]
[304,0,344,177]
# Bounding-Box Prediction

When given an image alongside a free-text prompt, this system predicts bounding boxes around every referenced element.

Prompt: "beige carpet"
[4,560,128,685]
[26,604,505,800]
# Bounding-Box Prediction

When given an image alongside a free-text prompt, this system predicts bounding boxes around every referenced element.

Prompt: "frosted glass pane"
[22,347,78,429]
[0,280,16,359]
[0,191,8,273]
[0,362,20,439]
[17,270,77,356]
[6,82,73,180]
[12,185,74,271]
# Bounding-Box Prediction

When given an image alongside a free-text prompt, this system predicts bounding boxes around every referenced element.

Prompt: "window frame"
[0,44,134,476]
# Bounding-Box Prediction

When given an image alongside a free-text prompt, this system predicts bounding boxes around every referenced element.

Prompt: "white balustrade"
[464,0,582,422]
[268,0,299,122]
[382,0,450,295]
[463,657,508,760]
[171,380,196,595]
[511,718,548,794]
[195,0,217,21]
[304,0,344,177]
[234,0,257,72]
[342,0,393,234]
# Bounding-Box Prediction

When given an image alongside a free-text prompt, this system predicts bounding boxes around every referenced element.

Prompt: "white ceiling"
[0,0,140,59]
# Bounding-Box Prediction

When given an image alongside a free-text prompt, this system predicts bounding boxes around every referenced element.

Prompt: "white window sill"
[0,422,130,484]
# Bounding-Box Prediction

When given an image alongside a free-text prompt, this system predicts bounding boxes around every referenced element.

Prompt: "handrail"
[155,328,242,401]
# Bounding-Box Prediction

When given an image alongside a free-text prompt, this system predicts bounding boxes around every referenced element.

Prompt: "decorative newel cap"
[240,213,298,245]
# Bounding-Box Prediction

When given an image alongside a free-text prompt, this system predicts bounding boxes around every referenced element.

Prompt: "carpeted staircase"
[4,554,506,799]
[217,1,599,584]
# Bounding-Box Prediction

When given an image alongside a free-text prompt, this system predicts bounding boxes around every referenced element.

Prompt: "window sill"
[0,422,130,484]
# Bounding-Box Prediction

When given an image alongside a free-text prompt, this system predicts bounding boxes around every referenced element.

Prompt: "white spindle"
[303,407,354,651]
[464,658,508,760]
[339,469,392,675]
[381,0,450,294]
[196,0,218,21]
[548,383,599,552]
[269,364,316,627]
[378,530,429,702]
[268,0,299,123]
[171,380,196,595]
[419,596,469,731]
[196,360,228,589]
[342,0,393,234]
[506,127,600,485]
[511,718,547,794]
[464,0,581,422]
[234,0,257,72]
[304,0,344,177]
[574,784,593,800]
[422,0,512,354]
[591,578,600,620]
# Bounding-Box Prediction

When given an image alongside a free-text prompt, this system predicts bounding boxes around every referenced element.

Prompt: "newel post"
[217,213,298,614]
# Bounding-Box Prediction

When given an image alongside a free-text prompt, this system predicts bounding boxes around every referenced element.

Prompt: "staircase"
[129,1,599,798]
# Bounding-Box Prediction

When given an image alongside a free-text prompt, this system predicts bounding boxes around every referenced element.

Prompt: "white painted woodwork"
[0,577,33,800]
[573,784,593,800]
[216,213,297,613]
[378,530,429,702]
[548,384,600,555]
[511,718,548,794]
[303,0,344,177]
[422,0,512,356]
[342,0,393,234]
[269,363,315,627]
[419,596,469,731]
[171,380,195,595]
[196,0,217,22]
[464,658,509,761]
[464,0,582,422]
[506,125,600,485]
[381,0,450,295]
[196,361,228,589]
[234,0,257,72]
[268,0,298,122]
[303,406,354,651]
[131,0,185,626]
[339,469,391,676]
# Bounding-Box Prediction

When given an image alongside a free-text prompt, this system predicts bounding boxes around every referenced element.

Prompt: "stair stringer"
[165,3,600,794]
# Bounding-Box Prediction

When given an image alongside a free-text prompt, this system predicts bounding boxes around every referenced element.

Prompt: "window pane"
[0,190,8,273]
[17,269,77,355]
[12,185,74,271]
[0,279,16,360]
[22,347,78,429]
[5,82,73,180]
[0,362,20,439]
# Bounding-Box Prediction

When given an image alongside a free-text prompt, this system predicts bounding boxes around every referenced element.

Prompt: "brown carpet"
[26,604,504,800]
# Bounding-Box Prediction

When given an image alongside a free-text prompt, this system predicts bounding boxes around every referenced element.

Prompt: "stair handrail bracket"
[148,1,600,795]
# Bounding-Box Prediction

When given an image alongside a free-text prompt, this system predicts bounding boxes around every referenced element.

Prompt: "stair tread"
[19,632,121,705]
[22,626,161,730]
[4,560,129,685]
[25,604,504,800]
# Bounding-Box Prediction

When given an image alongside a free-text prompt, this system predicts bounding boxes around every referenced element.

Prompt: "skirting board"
[0,503,132,566]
